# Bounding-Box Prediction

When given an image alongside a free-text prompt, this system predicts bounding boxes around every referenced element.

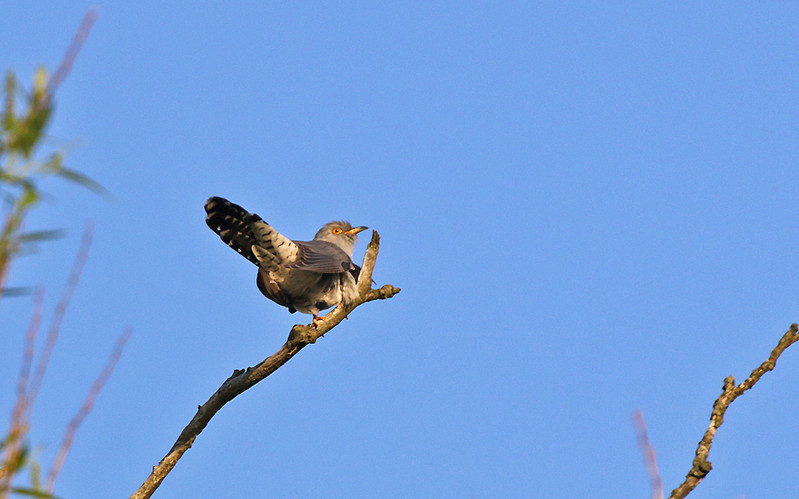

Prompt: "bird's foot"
[312,305,345,327]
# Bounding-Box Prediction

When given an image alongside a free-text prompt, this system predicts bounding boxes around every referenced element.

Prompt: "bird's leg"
[311,305,346,327]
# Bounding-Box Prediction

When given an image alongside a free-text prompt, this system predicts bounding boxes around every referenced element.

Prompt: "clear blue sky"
[2,3,799,498]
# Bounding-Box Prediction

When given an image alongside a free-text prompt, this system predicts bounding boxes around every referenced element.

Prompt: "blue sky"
[2,2,799,498]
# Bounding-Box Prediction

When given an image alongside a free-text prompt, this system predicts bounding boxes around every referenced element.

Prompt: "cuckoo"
[204,196,367,326]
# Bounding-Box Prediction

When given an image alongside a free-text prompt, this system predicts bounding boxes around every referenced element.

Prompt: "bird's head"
[314,221,368,252]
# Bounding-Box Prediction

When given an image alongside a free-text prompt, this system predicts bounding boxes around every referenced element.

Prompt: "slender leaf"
[7,487,59,499]
[55,166,106,195]
[19,229,64,244]
[0,286,34,297]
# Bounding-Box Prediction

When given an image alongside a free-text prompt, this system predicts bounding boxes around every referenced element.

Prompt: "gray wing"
[288,240,355,273]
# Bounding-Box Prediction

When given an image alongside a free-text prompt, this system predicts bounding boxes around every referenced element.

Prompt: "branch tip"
[368,229,380,248]
[668,323,799,499]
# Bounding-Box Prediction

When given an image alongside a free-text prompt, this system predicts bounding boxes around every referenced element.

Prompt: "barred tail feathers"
[204,197,298,269]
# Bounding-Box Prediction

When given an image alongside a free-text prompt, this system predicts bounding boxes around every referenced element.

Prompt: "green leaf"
[0,286,35,297]
[29,460,41,491]
[8,486,60,499]
[18,187,39,208]
[19,229,64,243]
[3,71,17,130]
[56,166,106,195]
[40,151,63,173]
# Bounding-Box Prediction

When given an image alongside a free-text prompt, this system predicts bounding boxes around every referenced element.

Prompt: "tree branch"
[130,230,399,499]
[669,323,799,499]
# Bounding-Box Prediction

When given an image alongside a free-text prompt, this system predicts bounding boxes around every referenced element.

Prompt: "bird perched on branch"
[204,197,367,326]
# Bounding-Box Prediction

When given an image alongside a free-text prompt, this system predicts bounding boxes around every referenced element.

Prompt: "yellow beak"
[345,226,368,235]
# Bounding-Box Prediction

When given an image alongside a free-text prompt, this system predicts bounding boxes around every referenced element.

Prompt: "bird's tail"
[204,197,298,271]
[204,196,266,267]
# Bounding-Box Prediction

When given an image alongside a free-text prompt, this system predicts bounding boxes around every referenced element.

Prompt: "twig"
[13,287,44,431]
[47,9,99,100]
[45,328,131,492]
[669,323,799,499]
[130,230,400,499]
[27,223,93,413]
[1,226,93,496]
[632,410,664,499]
[0,288,45,495]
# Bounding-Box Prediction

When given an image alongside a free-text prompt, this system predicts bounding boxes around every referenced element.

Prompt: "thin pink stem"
[45,328,131,492]
[48,9,99,98]
[632,410,664,499]
[27,223,93,415]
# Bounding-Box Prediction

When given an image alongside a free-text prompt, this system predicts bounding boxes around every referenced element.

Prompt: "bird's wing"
[205,197,299,270]
[288,240,355,273]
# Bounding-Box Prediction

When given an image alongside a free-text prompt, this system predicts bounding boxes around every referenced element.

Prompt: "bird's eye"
[332,227,343,235]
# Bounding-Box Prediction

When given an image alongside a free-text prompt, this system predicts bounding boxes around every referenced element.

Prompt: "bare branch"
[46,328,132,493]
[130,230,400,499]
[669,323,799,499]
[632,410,664,499]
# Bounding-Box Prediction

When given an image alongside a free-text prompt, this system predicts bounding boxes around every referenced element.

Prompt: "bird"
[204,196,367,326]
